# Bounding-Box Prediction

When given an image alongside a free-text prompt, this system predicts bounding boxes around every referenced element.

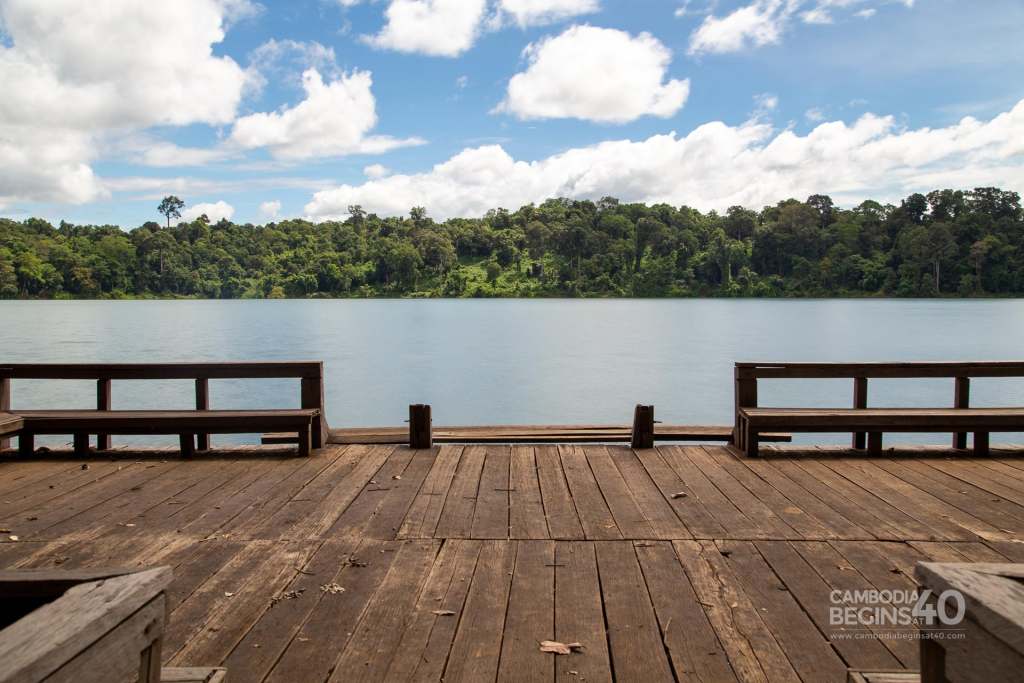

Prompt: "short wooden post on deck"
[409,404,432,449]
[631,404,655,449]
[96,378,112,451]
[953,376,970,449]
[852,377,868,449]
[195,378,210,451]
[0,376,10,452]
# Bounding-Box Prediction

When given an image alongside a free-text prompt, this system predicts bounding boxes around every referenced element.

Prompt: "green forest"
[0,187,1021,299]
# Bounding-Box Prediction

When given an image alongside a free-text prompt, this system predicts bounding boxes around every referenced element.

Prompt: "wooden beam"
[195,378,209,451]
[73,432,89,456]
[18,432,33,457]
[852,377,867,449]
[96,378,111,451]
[631,404,654,449]
[0,377,9,451]
[409,404,432,449]
[953,376,970,449]
[179,434,195,458]
[975,431,990,457]
[867,432,882,455]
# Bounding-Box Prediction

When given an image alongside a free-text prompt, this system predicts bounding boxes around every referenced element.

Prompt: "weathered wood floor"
[3,443,1024,682]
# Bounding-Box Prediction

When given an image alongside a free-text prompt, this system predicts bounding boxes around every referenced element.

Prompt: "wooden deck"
[3,444,1024,682]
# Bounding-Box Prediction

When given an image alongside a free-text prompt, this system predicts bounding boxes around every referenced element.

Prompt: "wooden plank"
[0,361,324,380]
[558,445,621,540]
[434,445,486,539]
[385,539,482,681]
[594,541,674,681]
[328,539,440,681]
[607,445,691,539]
[636,448,727,538]
[327,447,414,538]
[635,540,738,681]
[674,539,800,682]
[585,446,654,538]
[553,542,613,682]
[792,540,916,666]
[443,539,516,681]
[471,445,511,539]
[509,446,549,539]
[361,449,438,540]
[398,445,463,539]
[735,360,1024,379]
[720,539,848,682]
[758,540,902,671]
[534,445,584,540]
[217,538,360,683]
[660,445,762,538]
[264,539,399,683]
[497,541,555,683]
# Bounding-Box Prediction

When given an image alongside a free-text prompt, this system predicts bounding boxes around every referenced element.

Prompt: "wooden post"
[953,376,969,449]
[179,434,195,458]
[734,368,757,449]
[195,378,210,451]
[19,432,34,457]
[96,378,111,451]
[409,404,432,449]
[73,432,90,456]
[301,369,327,449]
[975,431,990,457]
[920,639,946,683]
[0,377,9,451]
[631,404,654,449]
[852,377,867,449]
[298,423,312,457]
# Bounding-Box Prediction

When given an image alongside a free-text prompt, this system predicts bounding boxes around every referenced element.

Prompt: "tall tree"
[157,196,185,228]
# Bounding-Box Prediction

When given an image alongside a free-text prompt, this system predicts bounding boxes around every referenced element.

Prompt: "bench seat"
[738,407,1024,457]
[0,413,23,439]
[15,409,319,457]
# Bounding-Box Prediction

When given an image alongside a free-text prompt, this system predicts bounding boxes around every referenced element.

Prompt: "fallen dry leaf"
[432,609,456,616]
[539,640,583,655]
[0,528,9,533]
[321,583,346,594]
[671,492,688,499]
[224,592,235,598]
[8,535,18,542]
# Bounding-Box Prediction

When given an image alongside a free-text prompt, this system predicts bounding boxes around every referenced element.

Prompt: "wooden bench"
[1,362,329,456]
[0,413,22,441]
[17,409,319,458]
[0,567,226,682]
[735,361,1024,457]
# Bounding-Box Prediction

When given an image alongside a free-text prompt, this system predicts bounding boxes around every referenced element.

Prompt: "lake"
[3,298,1024,446]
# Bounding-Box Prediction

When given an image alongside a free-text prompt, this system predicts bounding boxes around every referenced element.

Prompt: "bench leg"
[867,432,882,455]
[298,424,311,457]
[179,434,195,458]
[745,426,759,458]
[73,432,90,456]
[19,432,34,457]
[196,434,210,451]
[974,432,990,457]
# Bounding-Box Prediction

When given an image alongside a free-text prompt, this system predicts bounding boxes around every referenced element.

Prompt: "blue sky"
[1,0,1022,227]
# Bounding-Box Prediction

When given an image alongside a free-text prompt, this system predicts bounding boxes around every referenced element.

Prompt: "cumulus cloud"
[496,0,600,28]
[496,26,689,124]
[0,0,249,204]
[363,0,488,57]
[688,0,914,55]
[181,200,235,223]
[306,99,1024,220]
[259,200,282,221]
[364,164,392,178]
[228,69,425,160]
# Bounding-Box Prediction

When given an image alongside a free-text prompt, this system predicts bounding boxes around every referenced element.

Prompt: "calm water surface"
[2,299,1024,445]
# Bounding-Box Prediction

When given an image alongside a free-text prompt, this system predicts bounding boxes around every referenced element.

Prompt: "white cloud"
[753,93,779,115]
[259,200,282,221]
[688,0,913,54]
[805,107,826,122]
[0,0,249,205]
[364,164,392,178]
[496,0,600,28]
[456,75,469,89]
[229,69,425,160]
[363,0,487,57]
[306,99,1024,220]
[496,26,690,124]
[181,200,235,223]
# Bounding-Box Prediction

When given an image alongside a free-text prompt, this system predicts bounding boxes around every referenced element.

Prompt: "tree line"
[0,187,1021,299]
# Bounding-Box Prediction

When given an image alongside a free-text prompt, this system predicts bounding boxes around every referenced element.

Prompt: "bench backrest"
[0,362,328,448]
[734,361,1024,448]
